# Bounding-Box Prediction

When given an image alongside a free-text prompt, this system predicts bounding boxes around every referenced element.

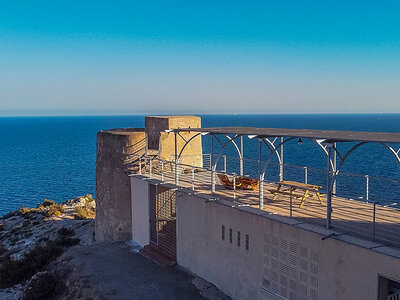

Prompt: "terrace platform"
[142,168,400,250]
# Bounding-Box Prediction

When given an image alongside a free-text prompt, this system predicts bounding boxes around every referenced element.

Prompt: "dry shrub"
[46,204,65,217]
[74,204,95,220]
[0,227,79,288]
[42,199,55,207]
[22,270,66,300]
[84,194,95,202]
[0,242,63,288]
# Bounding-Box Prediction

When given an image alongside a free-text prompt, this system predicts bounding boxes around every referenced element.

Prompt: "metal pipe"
[365,175,370,202]
[240,135,244,176]
[161,160,164,181]
[149,158,153,178]
[139,156,142,175]
[174,132,178,185]
[192,168,195,190]
[258,139,263,209]
[211,135,215,193]
[326,143,333,229]
[333,142,337,194]
[290,187,293,218]
[223,155,227,173]
[233,173,236,199]
[373,202,377,242]
[279,137,284,181]
[304,167,308,184]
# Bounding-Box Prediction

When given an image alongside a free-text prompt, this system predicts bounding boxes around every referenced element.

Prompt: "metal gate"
[149,184,177,259]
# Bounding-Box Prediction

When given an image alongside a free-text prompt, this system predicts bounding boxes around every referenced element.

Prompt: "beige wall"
[146,116,203,167]
[176,190,400,300]
[130,176,150,247]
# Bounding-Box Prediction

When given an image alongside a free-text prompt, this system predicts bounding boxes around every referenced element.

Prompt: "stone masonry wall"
[95,129,146,241]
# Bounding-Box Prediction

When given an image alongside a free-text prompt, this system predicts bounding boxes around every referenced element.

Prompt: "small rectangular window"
[237,231,241,247]
[229,228,233,244]
[245,234,250,250]
[222,225,225,240]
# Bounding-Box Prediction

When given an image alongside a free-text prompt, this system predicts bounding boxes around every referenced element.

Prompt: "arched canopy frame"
[331,141,400,183]
[259,137,336,182]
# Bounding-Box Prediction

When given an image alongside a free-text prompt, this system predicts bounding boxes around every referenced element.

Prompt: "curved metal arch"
[225,135,243,160]
[212,134,243,171]
[263,138,282,165]
[332,141,400,182]
[260,137,335,181]
[176,132,204,163]
[380,142,400,165]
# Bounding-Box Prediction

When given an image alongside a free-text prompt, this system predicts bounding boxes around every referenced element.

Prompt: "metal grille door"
[149,184,177,259]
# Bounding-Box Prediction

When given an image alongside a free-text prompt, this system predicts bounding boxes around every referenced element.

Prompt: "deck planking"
[145,169,400,248]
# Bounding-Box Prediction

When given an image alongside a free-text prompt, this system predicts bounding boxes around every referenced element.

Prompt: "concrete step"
[140,244,176,268]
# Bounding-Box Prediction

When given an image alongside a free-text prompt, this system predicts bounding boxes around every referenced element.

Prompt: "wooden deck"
[146,169,400,249]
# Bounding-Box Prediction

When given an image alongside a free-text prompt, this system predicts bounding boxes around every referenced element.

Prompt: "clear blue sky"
[1,1,400,115]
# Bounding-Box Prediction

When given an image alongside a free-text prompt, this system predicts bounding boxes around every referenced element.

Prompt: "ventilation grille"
[262,233,319,300]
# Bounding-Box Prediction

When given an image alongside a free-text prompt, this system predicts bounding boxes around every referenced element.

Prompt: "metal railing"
[128,153,400,249]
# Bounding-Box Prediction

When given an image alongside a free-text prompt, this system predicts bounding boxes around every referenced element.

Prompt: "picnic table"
[268,180,324,208]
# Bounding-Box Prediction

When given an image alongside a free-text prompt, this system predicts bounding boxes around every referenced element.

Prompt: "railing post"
[233,173,236,199]
[139,156,142,175]
[224,155,227,173]
[333,142,337,194]
[192,168,195,190]
[174,132,179,185]
[211,135,216,193]
[279,137,284,181]
[149,158,153,178]
[240,135,244,176]
[326,143,333,229]
[372,202,377,242]
[304,167,308,184]
[161,160,164,181]
[258,138,264,209]
[290,187,293,218]
[365,175,370,202]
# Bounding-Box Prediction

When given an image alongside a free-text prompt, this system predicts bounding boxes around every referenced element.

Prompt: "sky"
[1,1,400,115]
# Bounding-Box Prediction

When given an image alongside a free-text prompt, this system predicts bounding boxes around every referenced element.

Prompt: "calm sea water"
[1,114,400,216]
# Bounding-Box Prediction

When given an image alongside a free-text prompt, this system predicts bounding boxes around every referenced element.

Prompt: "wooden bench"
[240,177,259,190]
[217,174,242,190]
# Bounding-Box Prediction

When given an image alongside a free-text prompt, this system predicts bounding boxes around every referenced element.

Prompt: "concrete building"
[96,115,400,300]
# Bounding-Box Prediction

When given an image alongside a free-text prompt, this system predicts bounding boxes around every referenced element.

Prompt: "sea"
[1,114,400,217]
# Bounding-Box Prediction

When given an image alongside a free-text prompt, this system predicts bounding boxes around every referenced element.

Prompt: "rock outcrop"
[0,195,96,299]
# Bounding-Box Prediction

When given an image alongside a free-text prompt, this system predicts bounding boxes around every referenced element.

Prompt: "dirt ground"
[61,242,205,300]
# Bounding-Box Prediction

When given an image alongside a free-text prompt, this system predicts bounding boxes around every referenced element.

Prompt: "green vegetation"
[84,194,95,202]
[74,202,95,220]
[74,207,90,219]
[45,203,65,217]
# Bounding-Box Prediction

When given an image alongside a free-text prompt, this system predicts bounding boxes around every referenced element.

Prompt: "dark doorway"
[149,184,177,261]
